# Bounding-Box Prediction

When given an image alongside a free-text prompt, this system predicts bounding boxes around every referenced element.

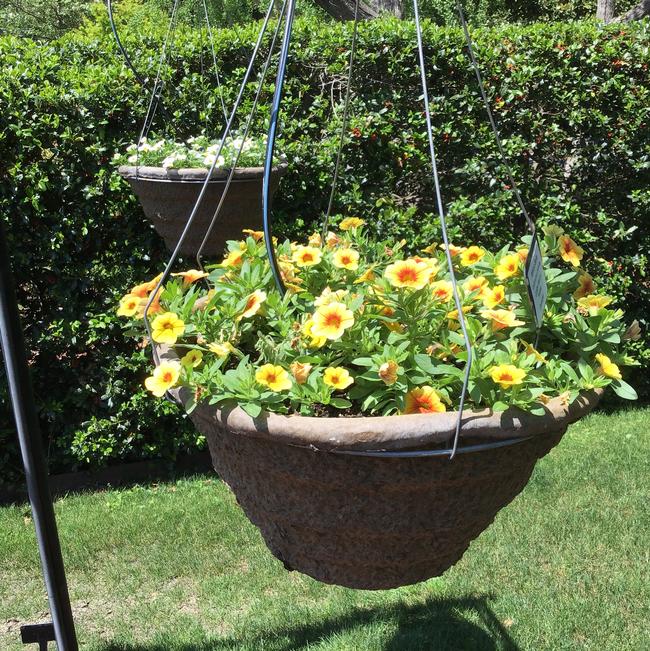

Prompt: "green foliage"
[1,17,649,480]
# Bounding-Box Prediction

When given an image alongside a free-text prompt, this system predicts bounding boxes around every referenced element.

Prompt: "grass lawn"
[1,408,648,650]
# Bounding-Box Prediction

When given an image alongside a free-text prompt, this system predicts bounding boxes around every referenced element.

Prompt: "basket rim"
[117,162,289,183]
[157,345,602,451]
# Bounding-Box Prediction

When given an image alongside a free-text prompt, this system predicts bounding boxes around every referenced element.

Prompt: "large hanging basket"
[118,164,288,257]
[160,347,601,590]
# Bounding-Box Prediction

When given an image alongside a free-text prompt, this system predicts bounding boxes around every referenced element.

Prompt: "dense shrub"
[1,17,648,481]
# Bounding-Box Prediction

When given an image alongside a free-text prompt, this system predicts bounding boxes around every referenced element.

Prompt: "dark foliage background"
[1,17,648,481]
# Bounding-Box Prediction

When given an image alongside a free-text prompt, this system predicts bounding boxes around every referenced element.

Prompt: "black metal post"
[0,220,78,651]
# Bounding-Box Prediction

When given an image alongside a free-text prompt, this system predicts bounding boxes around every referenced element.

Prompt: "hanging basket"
[159,346,601,590]
[118,164,288,257]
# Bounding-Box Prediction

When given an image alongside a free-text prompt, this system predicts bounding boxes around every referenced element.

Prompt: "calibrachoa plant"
[113,133,274,170]
[117,220,639,418]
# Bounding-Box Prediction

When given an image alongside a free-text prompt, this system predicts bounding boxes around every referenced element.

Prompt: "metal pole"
[0,220,78,651]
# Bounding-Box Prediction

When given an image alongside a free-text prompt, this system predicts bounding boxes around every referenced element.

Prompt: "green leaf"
[241,402,263,418]
[612,380,638,401]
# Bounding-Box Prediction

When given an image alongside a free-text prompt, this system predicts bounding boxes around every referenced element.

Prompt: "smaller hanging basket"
[118,164,288,257]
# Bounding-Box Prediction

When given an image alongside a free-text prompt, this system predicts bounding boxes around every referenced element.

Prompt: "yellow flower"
[325,231,341,248]
[144,361,181,397]
[378,360,399,386]
[595,353,622,380]
[489,364,527,389]
[385,259,431,290]
[221,250,245,268]
[323,366,354,390]
[516,247,529,264]
[242,229,264,241]
[172,269,209,285]
[354,267,376,284]
[482,285,506,309]
[290,361,312,385]
[440,243,465,257]
[117,293,143,318]
[207,341,235,357]
[332,248,360,271]
[421,243,438,254]
[308,231,322,247]
[480,309,525,331]
[577,294,612,314]
[431,280,454,302]
[403,386,446,414]
[311,302,355,340]
[302,318,327,348]
[314,287,348,307]
[460,246,485,266]
[494,254,520,280]
[573,272,595,299]
[130,281,153,298]
[339,217,365,231]
[558,235,584,267]
[413,256,440,278]
[524,343,546,365]
[463,276,489,298]
[151,312,185,344]
[255,364,292,391]
[181,349,203,368]
[292,246,322,267]
[238,290,267,320]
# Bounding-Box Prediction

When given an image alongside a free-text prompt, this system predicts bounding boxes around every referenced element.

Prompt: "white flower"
[203,154,225,168]
[127,154,138,163]
[162,155,176,169]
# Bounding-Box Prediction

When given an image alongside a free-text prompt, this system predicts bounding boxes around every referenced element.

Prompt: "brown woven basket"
[159,347,600,590]
[118,164,287,257]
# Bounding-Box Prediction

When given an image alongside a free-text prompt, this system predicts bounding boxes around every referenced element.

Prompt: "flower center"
[266,372,277,383]
[162,372,173,383]
[324,312,342,328]
[500,373,513,382]
[397,267,417,283]
[245,296,256,310]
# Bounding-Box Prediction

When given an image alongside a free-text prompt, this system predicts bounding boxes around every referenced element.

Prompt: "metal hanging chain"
[196,0,289,269]
[321,0,360,239]
[413,0,472,460]
[455,0,535,234]
[262,0,297,295]
[201,0,229,123]
[143,0,281,361]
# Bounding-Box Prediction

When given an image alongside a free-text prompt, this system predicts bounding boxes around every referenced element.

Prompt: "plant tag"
[524,234,547,328]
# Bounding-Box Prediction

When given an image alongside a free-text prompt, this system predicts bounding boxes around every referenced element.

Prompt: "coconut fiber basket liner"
[118,164,287,257]
[160,347,600,590]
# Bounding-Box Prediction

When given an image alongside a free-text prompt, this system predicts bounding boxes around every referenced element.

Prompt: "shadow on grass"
[96,595,518,651]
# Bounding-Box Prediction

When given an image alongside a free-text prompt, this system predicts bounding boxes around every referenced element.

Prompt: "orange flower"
[440,243,464,257]
[482,285,506,309]
[292,246,322,267]
[290,361,312,384]
[516,247,529,264]
[463,276,489,298]
[332,248,360,271]
[325,231,341,248]
[144,273,164,292]
[431,280,454,302]
[311,302,354,340]
[460,246,485,266]
[130,282,153,299]
[385,259,431,290]
[480,309,525,331]
[558,235,584,267]
[494,254,520,280]
[339,217,365,231]
[242,229,264,241]
[221,250,245,268]
[403,386,446,414]
[172,269,209,285]
[573,272,595,299]
[238,290,267,320]
[378,360,399,386]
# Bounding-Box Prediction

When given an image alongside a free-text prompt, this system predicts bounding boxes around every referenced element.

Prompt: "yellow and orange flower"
[431,280,454,302]
[207,341,235,357]
[463,276,489,298]
[332,248,360,271]
[238,290,267,320]
[302,318,327,348]
[172,269,209,285]
[413,256,440,278]
[144,361,181,397]
[323,366,354,390]
[354,267,376,284]
[573,272,595,299]
[595,353,622,380]
[494,254,520,280]
[577,294,612,314]
[482,284,506,309]
[311,302,354,340]
[130,282,153,299]
[524,343,546,365]
[378,360,399,386]
[480,309,525,331]
[314,287,348,307]
[221,249,245,268]
[440,243,465,257]
[516,247,529,264]
[489,364,527,389]
[242,229,264,241]
[325,231,342,248]
[385,259,431,290]
[558,235,584,267]
[460,246,485,266]
[339,217,365,231]
[308,231,322,247]
[255,364,292,391]
[151,312,185,344]
[292,246,322,267]
[290,361,312,384]
[117,293,143,318]
[180,349,203,368]
[403,386,446,414]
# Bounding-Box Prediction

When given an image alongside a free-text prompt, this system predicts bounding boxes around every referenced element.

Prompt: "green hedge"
[1,18,649,481]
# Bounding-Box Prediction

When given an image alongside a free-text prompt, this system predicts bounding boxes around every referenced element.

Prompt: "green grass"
[1,408,649,650]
